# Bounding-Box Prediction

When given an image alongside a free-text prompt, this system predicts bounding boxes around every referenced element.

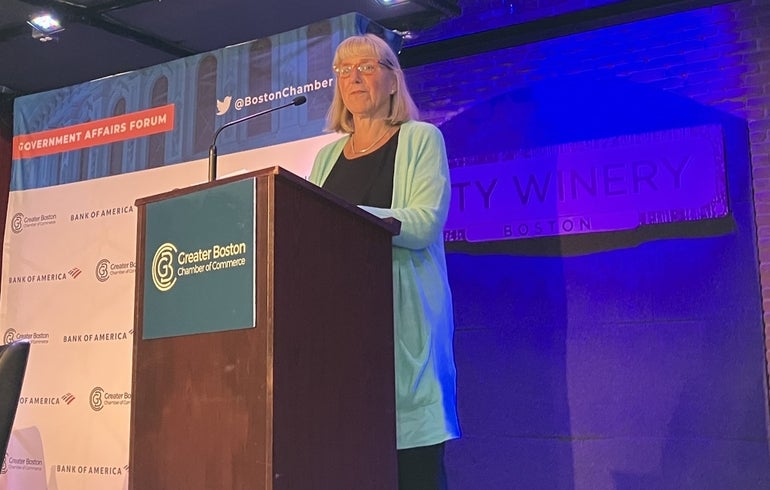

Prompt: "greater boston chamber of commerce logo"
[151,243,177,291]
[95,259,110,282]
[10,212,56,234]
[216,96,232,115]
[11,213,23,234]
[4,327,49,345]
[150,240,249,292]
[96,258,136,282]
[2,451,43,474]
[89,386,130,412]
[90,387,105,412]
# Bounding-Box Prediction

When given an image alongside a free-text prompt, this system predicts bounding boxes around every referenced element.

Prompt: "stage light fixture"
[376,0,411,6]
[27,13,64,42]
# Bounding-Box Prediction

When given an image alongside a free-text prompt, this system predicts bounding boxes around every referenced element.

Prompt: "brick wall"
[408,0,770,382]
[400,1,770,485]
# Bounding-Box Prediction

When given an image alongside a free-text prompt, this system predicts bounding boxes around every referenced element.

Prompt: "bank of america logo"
[62,393,75,405]
[151,243,177,291]
[68,268,82,279]
[216,96,232,115]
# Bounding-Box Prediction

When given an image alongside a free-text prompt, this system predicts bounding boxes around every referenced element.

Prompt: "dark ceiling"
[0,0,467,97]
[0,0,727,103]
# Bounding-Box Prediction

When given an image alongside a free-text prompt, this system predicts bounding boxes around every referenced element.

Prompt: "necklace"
[350,127,391,154]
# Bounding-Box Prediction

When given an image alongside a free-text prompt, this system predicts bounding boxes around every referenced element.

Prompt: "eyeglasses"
[333,60,391,78]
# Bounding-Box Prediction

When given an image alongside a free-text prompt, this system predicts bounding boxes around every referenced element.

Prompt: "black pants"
[397,443,447,490]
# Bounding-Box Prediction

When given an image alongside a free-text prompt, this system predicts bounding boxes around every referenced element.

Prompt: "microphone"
[208,95,307,181]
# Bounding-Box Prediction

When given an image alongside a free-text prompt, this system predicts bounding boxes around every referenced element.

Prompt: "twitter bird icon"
[216,96,232,115]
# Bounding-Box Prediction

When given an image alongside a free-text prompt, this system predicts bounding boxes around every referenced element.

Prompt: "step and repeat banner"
[1,13,399,490]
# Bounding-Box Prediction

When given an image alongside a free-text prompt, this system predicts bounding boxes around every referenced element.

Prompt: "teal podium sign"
[142,178,256,339]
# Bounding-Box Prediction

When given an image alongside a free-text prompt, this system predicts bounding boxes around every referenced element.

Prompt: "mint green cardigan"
[309,120,461,449]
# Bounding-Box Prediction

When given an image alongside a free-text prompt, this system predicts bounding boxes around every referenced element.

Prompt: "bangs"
[334,38,381,65]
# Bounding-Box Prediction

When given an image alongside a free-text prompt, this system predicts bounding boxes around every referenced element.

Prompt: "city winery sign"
[445,125,727,242]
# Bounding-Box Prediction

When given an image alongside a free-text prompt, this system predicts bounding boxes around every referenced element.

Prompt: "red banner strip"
[13,104,175,160]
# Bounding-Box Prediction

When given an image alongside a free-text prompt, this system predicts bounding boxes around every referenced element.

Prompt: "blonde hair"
[326,34,419,133]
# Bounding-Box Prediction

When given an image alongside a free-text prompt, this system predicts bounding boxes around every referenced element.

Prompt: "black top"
[322,130,399,208]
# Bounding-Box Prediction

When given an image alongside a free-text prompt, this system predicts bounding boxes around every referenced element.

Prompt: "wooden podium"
[130,167,399,490]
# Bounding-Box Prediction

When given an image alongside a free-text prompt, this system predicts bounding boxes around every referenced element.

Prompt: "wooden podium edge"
[134,166,400,236]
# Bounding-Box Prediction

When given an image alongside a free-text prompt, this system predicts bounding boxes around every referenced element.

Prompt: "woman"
[309,34,460,490]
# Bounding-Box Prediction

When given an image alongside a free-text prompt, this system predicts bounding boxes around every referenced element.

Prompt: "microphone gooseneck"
[208,95,308,182]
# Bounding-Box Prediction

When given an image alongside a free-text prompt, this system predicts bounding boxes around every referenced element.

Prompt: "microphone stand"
[208,95,307,182]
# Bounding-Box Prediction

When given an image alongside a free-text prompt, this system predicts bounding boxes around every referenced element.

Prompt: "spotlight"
[27,13,64,42]
[376,0,410,6]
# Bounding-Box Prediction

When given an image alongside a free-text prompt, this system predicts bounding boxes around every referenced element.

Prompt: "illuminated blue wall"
[405,2,770,488]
